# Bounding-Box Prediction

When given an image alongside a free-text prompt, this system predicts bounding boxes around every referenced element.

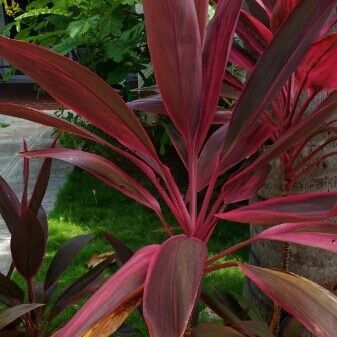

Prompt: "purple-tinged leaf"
[23,148,161,214]
[0,273,24,302]
[0,177,19,233]
[144,235,207,337]
[192,324,246,337]
[245,0,271,26]
[0,37,158,162]
[241,264,337,337]
[271,0,299,32]
[194,0,209,45]
[201,291,254,336]
[127,95,167,115]
[103,232,134,265]
[29,140,56,214]
[143,0,202,143]
[49,256,114,320]
[198,0,242,147]
[163,123,188,168]
[223,0,337,157]
[222,164,270,204]
[20,140,29,212]
[10,209,46,279]
[0,304,43,330]
[240,10,272,45]
[44,234,94,291]
[254,222,337,253]
[296,33,337,90]
[197,124,229,191]
[217,192,337,224]
[229,45,256,72]
[52,245,159,337]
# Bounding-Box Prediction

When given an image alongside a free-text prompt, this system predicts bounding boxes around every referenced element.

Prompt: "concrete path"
[0,113,72,274]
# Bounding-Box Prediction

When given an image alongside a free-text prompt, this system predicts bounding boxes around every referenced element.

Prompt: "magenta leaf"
[297,33,337,90]
[241,264,337,337]
[198,0,242,147]
[52,245,159,337]
[22,148,162,214]
[223,0,337,156]
[0,37,158,163]
[142,0,202,144]
[254,222,337,253]
[144,235,207,337]
[217,192,337,224]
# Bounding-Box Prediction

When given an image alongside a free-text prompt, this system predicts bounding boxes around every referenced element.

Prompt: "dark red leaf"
[10,209,46,279]
[223,0,337,158]
[143,0,202,144]
[217,192,337,224]
[52,245,158,337]
[241,264,337,337]
[44,234,94,290]
[0,37,158,163]
[198,0,242,147]
[0,273,24,302]
[144,235,207,337]
[23,148,162,214]
[0,304,43,330]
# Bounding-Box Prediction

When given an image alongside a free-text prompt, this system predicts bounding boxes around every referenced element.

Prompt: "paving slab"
[0,113,72,274]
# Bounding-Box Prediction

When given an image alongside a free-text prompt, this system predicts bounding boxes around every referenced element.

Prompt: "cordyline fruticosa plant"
[2,0,337,336]
[0,142,114,337]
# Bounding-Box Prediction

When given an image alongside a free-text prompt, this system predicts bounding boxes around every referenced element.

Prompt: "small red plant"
[1,1,337,336]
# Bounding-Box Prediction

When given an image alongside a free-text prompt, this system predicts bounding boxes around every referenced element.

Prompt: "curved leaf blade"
[192,324,245,337]
[44,234,94,291]
[217,192,337,224]
[22,148,161,214]
[255,222,337,253]
[0,36,157,161]
[52,245,159,337]
[143,0,202,142]
[144,235,207,337]
[241,264,337,337]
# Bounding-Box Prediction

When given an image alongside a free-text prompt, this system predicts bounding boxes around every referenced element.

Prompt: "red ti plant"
[1,0,337,336]
[230,0,337,192]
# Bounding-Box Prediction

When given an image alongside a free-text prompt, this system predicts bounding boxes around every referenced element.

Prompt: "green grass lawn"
[23,167,250,335]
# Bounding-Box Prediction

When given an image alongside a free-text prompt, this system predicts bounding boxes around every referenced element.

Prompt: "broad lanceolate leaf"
[241,264,337,337]
[0,37,158,162]
[10,209,46,279]
[223,0,337,157]
[0,273,24,302]
[192,324,245,337]
[49,257,113,320]
[103,232,134,265]
[23,148,161,214]
[144,235,207,337]
[297,33,337,90]
[217,192,337,224]
[44,234,94,290]
[52,245,159,337]
[198,0,242,147]
[142,0,202,144]
[0,177,19,233]
[194,0,209,45]
[0,304,43,330]
[221,164,270,204]
[271,0,299,32]
[254,222,337,253]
